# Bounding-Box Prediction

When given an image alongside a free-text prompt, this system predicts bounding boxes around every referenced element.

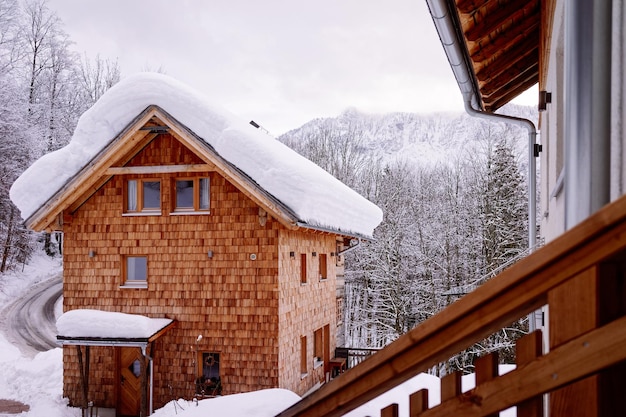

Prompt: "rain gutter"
[426,0,538,251]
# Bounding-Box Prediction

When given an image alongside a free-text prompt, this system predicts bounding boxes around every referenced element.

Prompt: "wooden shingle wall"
[277,231,338,395]
[62,134,285,408]
[61,133,342,409]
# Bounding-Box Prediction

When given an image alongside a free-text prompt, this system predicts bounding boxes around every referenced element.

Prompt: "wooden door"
[118,347,144,417]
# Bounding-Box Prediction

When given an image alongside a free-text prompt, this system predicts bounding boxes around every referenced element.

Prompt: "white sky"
[47,0,537,135]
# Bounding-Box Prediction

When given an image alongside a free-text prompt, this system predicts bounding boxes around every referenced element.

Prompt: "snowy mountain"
[278,104,537,168]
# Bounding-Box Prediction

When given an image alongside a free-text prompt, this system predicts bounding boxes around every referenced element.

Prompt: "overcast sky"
[47,0,536,135]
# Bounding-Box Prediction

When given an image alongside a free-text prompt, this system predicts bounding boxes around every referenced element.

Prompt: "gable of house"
[10,73,382,241]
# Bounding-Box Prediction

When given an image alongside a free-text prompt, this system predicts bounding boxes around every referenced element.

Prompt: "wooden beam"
[468,14,539,63]
[480,61,538,97]
[463,0,538,43]
[105,164,214,175]
[476,34,539,82]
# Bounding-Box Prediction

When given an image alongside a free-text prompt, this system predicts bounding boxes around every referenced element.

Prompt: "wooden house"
[276,1,626,417]
[10,74,382,416]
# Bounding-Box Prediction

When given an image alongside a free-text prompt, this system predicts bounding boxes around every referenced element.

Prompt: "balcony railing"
[276,193,626,417]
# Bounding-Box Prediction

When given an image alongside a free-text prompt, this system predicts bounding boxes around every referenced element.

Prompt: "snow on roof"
[10,73,382,238]
[56,309,173,341]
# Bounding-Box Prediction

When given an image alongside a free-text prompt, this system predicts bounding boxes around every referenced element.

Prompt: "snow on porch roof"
[10,72,383,239]
[56,309,175,346]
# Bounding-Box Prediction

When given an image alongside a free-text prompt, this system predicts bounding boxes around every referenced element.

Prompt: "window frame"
[124,179,162,215]
[300,336,308,378]
[300,254,307,284]
[172,176,211,214]
[319,253,328,280]
[121,255,148,288]
[196,351,222,397]
[313,327,324,367]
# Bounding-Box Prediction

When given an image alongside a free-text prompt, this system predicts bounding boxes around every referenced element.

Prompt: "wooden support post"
[409,389,429,416]
[381,403,399,417]
[516,330,543,417]
[549,262,626,417]
[140,346,149,417]
[76,345,89,417]
[475,352,499,417]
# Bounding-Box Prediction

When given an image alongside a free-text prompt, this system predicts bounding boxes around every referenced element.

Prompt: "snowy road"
[0,274,62,356]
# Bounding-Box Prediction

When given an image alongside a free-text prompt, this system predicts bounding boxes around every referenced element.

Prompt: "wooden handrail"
[276,193,626,417]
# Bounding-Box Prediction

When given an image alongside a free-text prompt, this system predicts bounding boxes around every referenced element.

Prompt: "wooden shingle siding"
[277,231,337,395]
[61,132,340,408]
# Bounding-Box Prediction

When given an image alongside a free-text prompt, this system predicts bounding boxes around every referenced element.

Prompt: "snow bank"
[152,389,301,417]
[10,73,382,238]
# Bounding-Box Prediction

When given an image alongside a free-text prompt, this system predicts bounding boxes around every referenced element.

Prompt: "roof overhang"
[427,0,543,112]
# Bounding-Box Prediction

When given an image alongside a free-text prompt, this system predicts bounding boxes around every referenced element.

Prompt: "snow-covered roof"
[56,309,174,343]
[10,73,382,238]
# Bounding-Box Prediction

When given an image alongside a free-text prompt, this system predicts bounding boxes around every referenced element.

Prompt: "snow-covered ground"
[0,251,516,416]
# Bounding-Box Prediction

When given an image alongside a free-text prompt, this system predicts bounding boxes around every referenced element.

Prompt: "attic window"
[173,177,210,213]
[125,179,161,214]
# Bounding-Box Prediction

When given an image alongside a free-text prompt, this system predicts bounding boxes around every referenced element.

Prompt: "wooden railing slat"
[441,371,462,401]
[516,331,544,417]
[409,389,429,416]
[475,353,499,417]
[381,403,399,417]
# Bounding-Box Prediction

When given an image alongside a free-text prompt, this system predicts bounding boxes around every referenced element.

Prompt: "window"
[123,256,147,288]
[196,352,221,396]
[300,336,307,376]
[126,179,161,213]
[319,253,328,280]
[300,254,307,284]
[314,328,323,364]
[174,177,210,212]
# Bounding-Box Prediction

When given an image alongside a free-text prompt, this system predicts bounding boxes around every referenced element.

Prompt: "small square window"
[123,256,147,287]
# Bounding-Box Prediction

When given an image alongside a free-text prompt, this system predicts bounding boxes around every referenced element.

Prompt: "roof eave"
[426,0,484,111]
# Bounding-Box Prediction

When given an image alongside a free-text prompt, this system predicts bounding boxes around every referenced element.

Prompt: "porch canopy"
[57,309,175,417]
[57,309,175,347]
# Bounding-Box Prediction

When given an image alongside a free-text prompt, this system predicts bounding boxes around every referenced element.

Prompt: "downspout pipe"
[463,100,538,252]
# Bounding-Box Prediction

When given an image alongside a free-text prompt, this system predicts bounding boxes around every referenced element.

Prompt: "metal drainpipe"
[464,99,540,333]
[463,100,539,253]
